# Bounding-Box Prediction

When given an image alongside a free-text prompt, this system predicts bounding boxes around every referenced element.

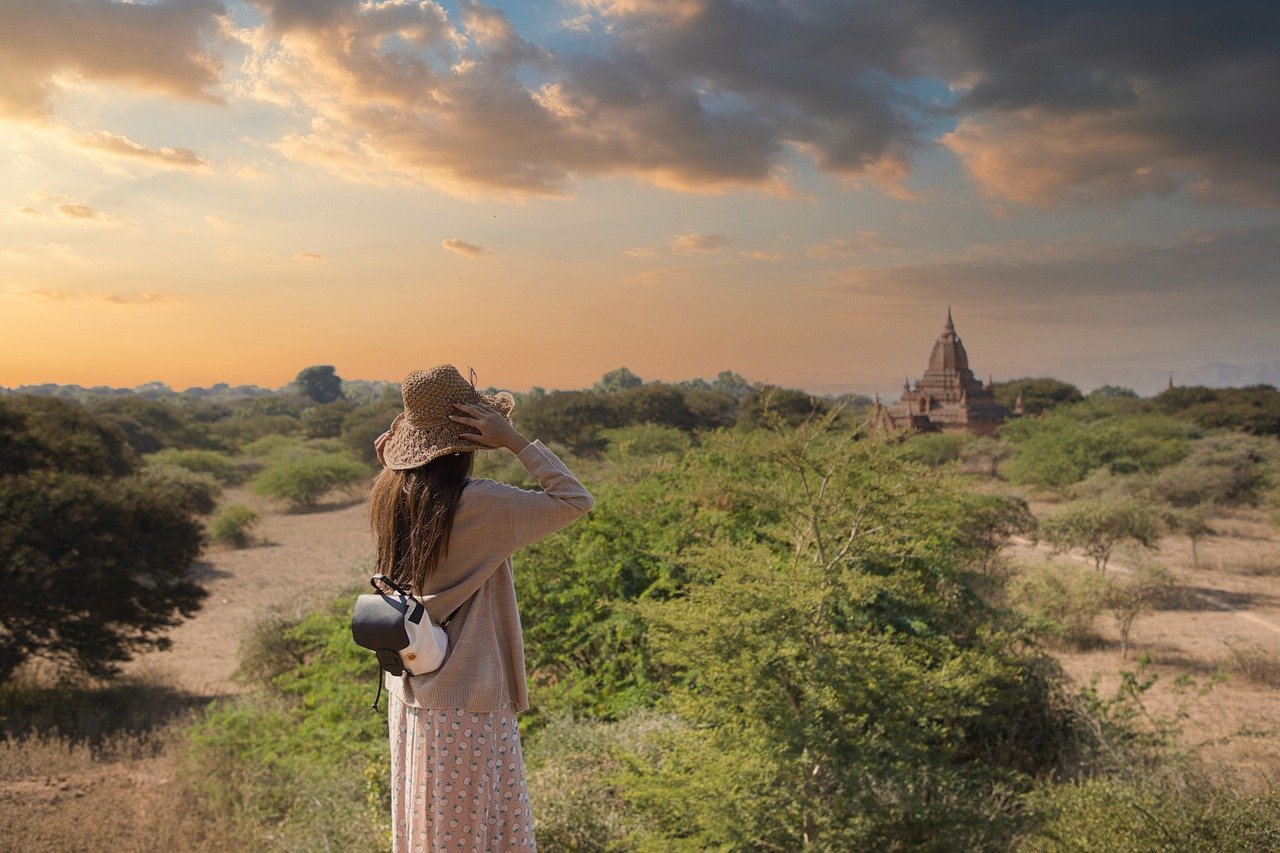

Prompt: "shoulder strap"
[370,574,471,628]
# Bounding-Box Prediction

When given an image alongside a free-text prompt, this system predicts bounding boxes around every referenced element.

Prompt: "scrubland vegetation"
[2,369,1279,849]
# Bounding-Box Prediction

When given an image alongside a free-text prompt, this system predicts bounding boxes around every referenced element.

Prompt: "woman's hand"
[373,430,391,466]
[449,402,530,454]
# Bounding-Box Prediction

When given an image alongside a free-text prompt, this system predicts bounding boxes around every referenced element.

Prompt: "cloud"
[294,251,325,261]
[671,233,728,253]
[15,206,42,217]
[0,0,225,120]
[205,214,242,230]
[807,232,901,258]
[50,200,124,225]
[442,239,490,258]
[6,286,179,304]
[827,226,1280,316]
[741,250,789,261]
[71,130,208,169]
[233,0,1279,206]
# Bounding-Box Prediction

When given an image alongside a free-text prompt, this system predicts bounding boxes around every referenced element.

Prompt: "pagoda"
[878,308,1008,436]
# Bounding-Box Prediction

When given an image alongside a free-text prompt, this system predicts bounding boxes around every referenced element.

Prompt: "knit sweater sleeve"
[499,440,594,554]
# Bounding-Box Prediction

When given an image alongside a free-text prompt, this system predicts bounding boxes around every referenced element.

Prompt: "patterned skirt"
[388,692,537,851]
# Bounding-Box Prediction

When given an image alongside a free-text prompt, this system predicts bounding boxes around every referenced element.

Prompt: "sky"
[1,0,1277,397]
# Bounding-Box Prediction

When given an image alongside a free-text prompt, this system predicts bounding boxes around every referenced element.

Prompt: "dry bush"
[1221,645,1280,689]
[1008,560,1110,649]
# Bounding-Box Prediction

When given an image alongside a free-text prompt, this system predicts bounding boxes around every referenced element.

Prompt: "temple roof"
[928,306,970,373]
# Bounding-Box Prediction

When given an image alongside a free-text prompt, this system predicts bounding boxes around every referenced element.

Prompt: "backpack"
[351,574,460,711]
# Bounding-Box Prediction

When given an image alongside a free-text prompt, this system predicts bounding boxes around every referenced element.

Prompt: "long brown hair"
[368,451,474,594]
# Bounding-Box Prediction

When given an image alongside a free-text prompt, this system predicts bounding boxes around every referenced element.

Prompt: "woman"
[368,365,593,851]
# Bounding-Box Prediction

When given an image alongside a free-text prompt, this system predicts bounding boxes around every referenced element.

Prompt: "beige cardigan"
[384,440,593,713]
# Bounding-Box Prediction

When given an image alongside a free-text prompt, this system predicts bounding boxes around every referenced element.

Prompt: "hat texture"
[381,365,515,470]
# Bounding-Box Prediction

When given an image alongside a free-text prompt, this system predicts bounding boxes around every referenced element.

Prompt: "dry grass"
[0,666,250,852]
[1221,645,1280,689]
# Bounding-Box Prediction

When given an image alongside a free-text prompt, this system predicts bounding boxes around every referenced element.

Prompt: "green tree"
[1161,503,1213,568]
[995,377,1084,414]
[294,365,344,404]
[616,410,1078,847]
[1088,385,1139,399]
[0,397,205,679]
[592,366,643,394]
[1038,496,1163,572]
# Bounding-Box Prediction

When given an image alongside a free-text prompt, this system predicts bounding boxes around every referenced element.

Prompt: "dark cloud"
[0,0,225,118]
[237,0,1280,204]
[831,226,1280,309]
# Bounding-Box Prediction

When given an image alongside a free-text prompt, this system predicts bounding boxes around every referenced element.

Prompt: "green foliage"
[600,423,692,465]
[1038,496,1164,572]
[1001,408,1196,489]
[0,395,135,477]
[136,462,223,516]
[1021,772,1280,851]
[183,596,386,850]
[1105,564,1184,658]
[0,398,206,679]
[301,400,355,439]
[293,365,344,404]
[900,431,968,466]
[960,435,1015,477]
[995,378,1084,415]
[148,448,246,485]
[209,504,261,549]
[1154,384,1280,436]
[593,366,644,393]
[1146,432,1277,507]
[251,452,369,508]
[0,470,205,680]
[735,385,828,429]
[603,414,1081,848]
[1087,385,1139,399]
[1008,561,1110,648]
[339,398,404,465]
[87,395,220,453]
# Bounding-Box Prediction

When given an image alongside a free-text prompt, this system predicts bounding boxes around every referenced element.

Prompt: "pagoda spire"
[945,305,954,332]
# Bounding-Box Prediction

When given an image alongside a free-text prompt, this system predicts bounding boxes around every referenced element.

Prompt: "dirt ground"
[1008,501,1280,788]
[119,487,376,695]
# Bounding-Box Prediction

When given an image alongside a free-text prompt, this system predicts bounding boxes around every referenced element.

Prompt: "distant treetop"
[294,365,344,404]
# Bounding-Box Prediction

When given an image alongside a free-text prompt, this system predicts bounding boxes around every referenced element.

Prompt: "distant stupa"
[876,308,1009,436]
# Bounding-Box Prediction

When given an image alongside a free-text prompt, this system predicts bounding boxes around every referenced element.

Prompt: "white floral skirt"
[388,693,536,851]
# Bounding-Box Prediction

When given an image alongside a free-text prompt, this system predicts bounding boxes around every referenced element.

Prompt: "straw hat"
[380,365,515,470]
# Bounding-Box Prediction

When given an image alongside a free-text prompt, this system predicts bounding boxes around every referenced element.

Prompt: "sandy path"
[123,488,374,696]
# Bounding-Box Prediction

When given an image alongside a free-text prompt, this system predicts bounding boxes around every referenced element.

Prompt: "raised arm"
[449,402,594,553]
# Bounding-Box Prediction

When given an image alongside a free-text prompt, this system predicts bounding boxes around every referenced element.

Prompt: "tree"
[1106,564,1182,658]
[994,377,1084,414]
[1162,503,1213,568]
[1038,496,1163,572]
[592,367,643,394]
[294,365,344,404]
[1088,385,1139,399]
[960,435,1014,477]
[0,397,205,679]
[612,406,1079,847]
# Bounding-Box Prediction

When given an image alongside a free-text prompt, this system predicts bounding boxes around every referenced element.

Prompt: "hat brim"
[381,391,515,470]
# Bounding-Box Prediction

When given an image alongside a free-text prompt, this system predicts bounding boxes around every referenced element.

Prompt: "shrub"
[899,432,967,466]
[148,448,246,485]
[1038,496,1163,572]
[1008,561,1111,648]
[136,462,223,516]
[1221,644,1280,689]
[251,453,369,508]
[1021,771,1280,851]
[209,504,261,549]
[1105,564,1184,658]
[600,423,692,465]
